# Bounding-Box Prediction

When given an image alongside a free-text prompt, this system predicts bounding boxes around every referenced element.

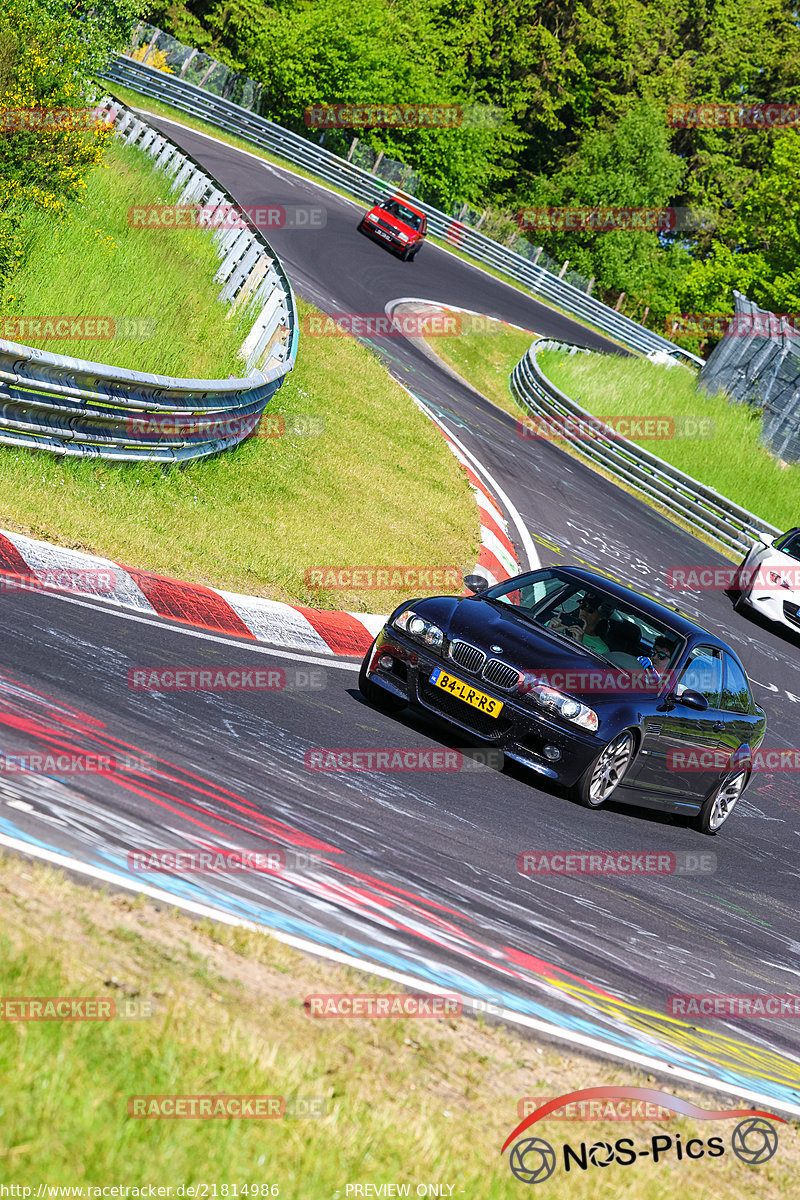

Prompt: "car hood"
[409,595,652,696]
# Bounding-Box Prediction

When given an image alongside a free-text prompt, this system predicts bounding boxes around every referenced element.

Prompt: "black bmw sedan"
[358,566,767,834]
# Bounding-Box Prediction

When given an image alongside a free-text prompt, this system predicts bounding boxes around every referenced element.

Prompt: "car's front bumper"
[364,626,603,786]
[741,582,800,631]
[360,222,417,254]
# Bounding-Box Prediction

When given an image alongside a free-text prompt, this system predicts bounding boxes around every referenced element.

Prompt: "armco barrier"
[100,54,703,369]
[0,98,297,463]
[511,341,781,556]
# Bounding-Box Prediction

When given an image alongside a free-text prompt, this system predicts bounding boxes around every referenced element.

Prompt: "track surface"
[3,110,800,1111]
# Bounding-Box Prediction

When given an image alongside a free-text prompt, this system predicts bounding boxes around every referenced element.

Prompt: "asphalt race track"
[2,108,800,1114]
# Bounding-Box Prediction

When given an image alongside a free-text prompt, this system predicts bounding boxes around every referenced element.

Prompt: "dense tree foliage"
[147,0,800,335]
[0,0,146,283]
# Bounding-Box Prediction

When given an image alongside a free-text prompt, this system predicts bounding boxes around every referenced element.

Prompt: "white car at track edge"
[735,526,800,632]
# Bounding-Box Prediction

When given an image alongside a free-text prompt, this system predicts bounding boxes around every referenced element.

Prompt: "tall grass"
[2,853,796,1197]
[0,295,479,611]
[2,140,249,377]
[539,350,800,530]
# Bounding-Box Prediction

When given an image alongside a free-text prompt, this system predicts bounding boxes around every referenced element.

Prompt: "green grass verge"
[539,350,799,530]
[0,292,478,612]
[2,140,249,377]
[422,313,535,421]
[2,852,797,1195]
[0,129,478,612]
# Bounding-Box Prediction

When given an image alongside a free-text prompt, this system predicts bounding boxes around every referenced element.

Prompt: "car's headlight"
[393,608,444,648]
[397,232,409,242]
[367,213,378,221]
[526,683,599,732]
[768,570,792,590]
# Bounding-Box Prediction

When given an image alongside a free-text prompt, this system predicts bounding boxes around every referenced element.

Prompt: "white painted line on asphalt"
[11,588,361,670]
[0,829,797,1120]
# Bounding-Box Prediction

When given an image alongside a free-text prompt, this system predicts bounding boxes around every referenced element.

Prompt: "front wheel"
[696,769,747,834]
[569,729,637,808]
[358,640,407,713]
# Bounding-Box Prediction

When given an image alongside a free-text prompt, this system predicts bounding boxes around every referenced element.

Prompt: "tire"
[696,769,748,835]
[733,590,749,614]
[358,640,407,713]
[569,729,637,809]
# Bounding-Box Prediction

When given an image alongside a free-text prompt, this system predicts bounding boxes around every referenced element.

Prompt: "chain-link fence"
[699,291,800,463]
[124,23,595,296]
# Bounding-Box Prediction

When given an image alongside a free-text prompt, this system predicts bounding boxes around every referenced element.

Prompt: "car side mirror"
[464,574,488,594]
[675,689,709,711]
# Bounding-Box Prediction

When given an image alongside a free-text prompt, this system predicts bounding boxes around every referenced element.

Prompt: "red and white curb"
[0,425,520,662]
[0,529,383,658]
[0,382,521,659]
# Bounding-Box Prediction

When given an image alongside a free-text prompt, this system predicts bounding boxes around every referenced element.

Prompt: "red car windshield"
[380,200,423,231]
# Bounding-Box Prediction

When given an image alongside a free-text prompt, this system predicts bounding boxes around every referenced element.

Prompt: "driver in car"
[548,592,610,654]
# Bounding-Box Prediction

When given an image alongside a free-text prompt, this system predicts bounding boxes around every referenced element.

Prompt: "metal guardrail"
[100,54,704,369]
[0,98,298,463]
[511,340,782,556]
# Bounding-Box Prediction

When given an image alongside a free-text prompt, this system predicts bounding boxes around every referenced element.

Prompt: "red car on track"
[358,196,427,261]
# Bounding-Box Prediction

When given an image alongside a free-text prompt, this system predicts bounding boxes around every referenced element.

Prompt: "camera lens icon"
[508,1137,557,1185]
[731,1118,779,1165]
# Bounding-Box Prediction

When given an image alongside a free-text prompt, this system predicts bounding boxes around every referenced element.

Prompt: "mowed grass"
[0,293,478,611]
[422,312,536,420]
[539,349,800,530]
[2,852,798,1196]
[2,140,249,377]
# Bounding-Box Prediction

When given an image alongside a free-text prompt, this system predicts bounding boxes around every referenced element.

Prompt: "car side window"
[676,646,723,707]
[720,654,752,714]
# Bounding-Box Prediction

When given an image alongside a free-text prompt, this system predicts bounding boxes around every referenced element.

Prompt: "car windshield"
[481,569,684,672]
[777,531,800,561]
[382,200,423,230]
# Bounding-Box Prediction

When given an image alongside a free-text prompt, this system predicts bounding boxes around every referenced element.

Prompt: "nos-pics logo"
[501,1087,783,1185]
